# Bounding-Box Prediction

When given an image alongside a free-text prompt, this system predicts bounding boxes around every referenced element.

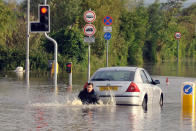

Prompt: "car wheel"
[160,94,163,107]
[142,96,147,110]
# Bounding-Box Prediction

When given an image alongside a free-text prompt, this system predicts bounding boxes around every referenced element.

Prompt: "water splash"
[104,90,116,105]
[66,98,83,105]
[30,97,115,107]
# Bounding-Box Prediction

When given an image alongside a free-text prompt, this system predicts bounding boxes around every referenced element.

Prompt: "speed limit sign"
[175,32,181,39]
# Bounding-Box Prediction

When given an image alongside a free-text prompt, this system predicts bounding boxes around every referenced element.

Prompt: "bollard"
[51,62,59,75]
[181,82,195,119]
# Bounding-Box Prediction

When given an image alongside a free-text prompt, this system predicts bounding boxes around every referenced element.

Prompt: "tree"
[0,0,17,46]
[144,1,163,63]
[42,25,86,63]
[120,4,148,65]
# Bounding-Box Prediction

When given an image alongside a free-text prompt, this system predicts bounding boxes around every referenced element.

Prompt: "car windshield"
[91,70,135,81]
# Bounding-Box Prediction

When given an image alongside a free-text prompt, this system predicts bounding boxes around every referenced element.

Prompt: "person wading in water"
[78,83,99,104]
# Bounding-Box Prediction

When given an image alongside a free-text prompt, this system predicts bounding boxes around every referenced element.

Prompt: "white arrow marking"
[185,86,192,93]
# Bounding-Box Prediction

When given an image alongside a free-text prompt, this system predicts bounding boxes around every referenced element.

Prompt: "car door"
[140,70,153,103]
[143,70,158,103]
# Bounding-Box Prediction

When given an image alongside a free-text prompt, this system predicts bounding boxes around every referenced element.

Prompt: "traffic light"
[66,62,72,73]
[39,5,49,31]
[30,5,50,32]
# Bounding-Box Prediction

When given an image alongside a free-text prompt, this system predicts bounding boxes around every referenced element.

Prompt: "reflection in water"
[66,85,72,93]
[54,85,58,103]
[181,105,196,131]
[16,72,24,80]
[33,108,49,130]
[82,108,94,131]
[143,59,196,77]
[127,105,162,131]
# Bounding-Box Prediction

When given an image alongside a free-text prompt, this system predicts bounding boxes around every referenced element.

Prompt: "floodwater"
[0,61,196,130]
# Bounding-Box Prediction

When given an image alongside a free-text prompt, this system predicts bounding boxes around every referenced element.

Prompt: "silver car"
[86,67,163,108]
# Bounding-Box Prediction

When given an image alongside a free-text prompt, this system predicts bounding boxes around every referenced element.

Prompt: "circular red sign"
[175,32,181,39]
[84,11,96,23]
[83,24,96,36]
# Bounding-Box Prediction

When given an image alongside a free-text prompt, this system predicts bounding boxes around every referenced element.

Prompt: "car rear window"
[91,70,135,81]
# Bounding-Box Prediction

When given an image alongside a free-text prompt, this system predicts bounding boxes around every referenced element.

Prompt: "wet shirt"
[78,89,99,105]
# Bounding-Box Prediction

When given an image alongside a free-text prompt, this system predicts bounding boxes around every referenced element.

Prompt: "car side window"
[140,70,149,83]
[144,70,153,83]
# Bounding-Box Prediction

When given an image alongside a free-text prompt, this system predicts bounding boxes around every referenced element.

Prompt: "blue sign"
[104,32,111,40]
[103,16,113,26]
[183,85,193,95]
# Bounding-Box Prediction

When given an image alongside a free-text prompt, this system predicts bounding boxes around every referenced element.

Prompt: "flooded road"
[0,72,196,130]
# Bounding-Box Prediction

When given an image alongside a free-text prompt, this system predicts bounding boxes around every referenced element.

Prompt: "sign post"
[84,9,96,81]
[103,16,113,67]
[175,32,181,63]
[104,32,111,67]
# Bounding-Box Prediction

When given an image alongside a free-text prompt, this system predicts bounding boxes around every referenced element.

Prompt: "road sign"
[84,24,96,36]
[104,32,111,40]
[84,10,96,23]
[103,26,112,32]
[84,36,95,43]
[175,32,181,39]
[183,85,193,95]
[103,16,113,26]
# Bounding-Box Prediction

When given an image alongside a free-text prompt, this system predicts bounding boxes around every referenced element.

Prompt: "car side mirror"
[153,80,160,85]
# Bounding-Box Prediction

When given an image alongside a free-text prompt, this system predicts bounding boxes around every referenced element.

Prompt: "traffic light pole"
[26,0,30,85]
[45,33,58,86]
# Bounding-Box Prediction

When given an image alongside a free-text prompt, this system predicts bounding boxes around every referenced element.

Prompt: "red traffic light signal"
[66,63,72,73]
[40,7,47,14]
[30,5,50,32]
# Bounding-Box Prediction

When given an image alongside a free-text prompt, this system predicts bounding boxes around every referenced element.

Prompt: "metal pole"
[88,44,90,81]
[26,0,30,85]
[106,40,109,67]
[177,39,179,64]
[45,33,58,86]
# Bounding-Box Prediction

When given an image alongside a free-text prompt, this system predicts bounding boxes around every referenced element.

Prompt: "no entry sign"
[103,16,113,26]
[84,10,96,23]
[84,24,96,36]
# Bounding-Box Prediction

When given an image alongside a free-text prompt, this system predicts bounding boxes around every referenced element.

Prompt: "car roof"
[95,66,138,72]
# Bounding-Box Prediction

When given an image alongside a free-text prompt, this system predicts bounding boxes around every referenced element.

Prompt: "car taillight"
[126,82,140,92]
[83,82,88,89]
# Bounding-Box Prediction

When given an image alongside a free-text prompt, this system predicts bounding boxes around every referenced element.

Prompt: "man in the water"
[78,83,99,104]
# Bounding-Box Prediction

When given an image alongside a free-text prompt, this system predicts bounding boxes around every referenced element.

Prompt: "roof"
[96,66,138,72]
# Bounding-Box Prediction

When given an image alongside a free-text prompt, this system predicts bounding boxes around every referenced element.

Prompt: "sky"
[144,0,196,7]
[5,0,196,7]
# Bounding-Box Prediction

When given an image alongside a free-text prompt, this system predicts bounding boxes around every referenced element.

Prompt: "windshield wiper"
[91,78,110,81]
